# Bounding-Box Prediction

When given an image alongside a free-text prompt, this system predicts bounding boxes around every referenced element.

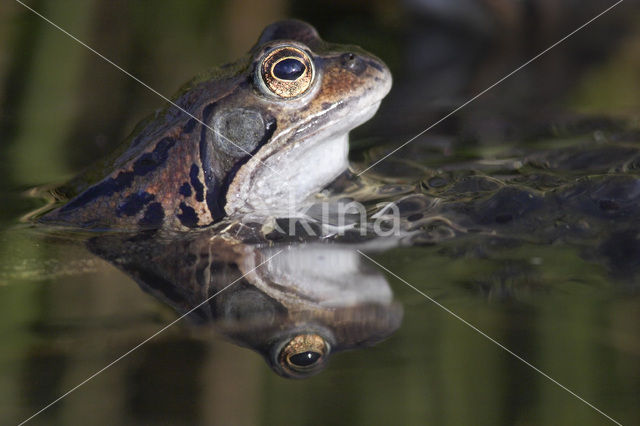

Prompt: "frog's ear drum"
[258,46,314,99]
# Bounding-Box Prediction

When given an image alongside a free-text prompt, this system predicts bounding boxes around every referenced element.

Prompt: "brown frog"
[42,20,392,230]
[87,231,402,378]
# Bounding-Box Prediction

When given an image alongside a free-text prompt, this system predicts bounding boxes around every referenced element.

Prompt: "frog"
[40,19,392,230]
[86,230,402,378]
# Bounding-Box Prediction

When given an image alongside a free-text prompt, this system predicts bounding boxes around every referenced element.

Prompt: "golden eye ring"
[278,333,329,376]
[259,46,314,98]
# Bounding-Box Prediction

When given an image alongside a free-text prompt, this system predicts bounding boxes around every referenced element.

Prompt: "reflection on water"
[2,0,640,425]
[87,231,402,378]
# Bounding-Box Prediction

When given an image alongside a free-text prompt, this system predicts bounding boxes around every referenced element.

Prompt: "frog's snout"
[340,50,392,101]
[371,56,392,98]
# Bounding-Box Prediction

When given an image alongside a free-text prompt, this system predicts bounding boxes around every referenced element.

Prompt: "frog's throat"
[225,101,382,218]
[225,132,348,218]
[243,245,394,309]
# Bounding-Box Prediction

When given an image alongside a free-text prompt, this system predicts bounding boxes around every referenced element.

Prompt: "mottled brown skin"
[42,20,391,230]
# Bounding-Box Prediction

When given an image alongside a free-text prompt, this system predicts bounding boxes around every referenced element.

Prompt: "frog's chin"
[225,101,382,219]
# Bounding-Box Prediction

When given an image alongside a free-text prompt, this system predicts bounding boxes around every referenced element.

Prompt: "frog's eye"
[278,333,329,377]
[259,46,314,98]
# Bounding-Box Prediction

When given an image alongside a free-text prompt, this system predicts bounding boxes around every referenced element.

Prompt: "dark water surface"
[2,1,640,425]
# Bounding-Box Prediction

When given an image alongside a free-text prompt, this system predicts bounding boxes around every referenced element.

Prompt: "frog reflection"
[87,231,402,378]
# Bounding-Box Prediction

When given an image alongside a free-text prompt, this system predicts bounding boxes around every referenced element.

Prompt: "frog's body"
[42,20,391,230]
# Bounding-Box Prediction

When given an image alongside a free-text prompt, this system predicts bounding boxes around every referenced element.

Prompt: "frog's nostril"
[341,52,356,65]
[341,52,365,74]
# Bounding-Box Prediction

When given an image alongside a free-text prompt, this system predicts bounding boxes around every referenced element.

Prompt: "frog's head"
[217,20,392,217]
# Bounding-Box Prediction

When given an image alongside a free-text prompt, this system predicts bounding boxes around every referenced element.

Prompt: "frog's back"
[42,62,250,230]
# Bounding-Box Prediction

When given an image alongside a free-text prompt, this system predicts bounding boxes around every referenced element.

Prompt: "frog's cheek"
[211,109,267,156]
[199,106,276,219]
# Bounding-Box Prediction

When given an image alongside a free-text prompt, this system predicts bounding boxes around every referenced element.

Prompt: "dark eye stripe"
[273,58,305,80]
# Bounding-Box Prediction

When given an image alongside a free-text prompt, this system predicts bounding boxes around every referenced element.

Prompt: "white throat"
[225,133,349,218]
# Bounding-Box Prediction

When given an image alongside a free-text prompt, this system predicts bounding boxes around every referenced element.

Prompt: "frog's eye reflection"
[279,333,329,377]
[259,46,314,98]
[289,350,321,366]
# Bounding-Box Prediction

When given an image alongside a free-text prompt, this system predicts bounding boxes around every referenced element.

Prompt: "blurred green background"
[1,0,640,425]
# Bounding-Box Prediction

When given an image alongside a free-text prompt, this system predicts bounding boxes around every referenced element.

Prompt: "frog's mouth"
[225,98,384,218]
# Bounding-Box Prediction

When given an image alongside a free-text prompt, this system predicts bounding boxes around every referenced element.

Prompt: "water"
[2,1,640,425]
